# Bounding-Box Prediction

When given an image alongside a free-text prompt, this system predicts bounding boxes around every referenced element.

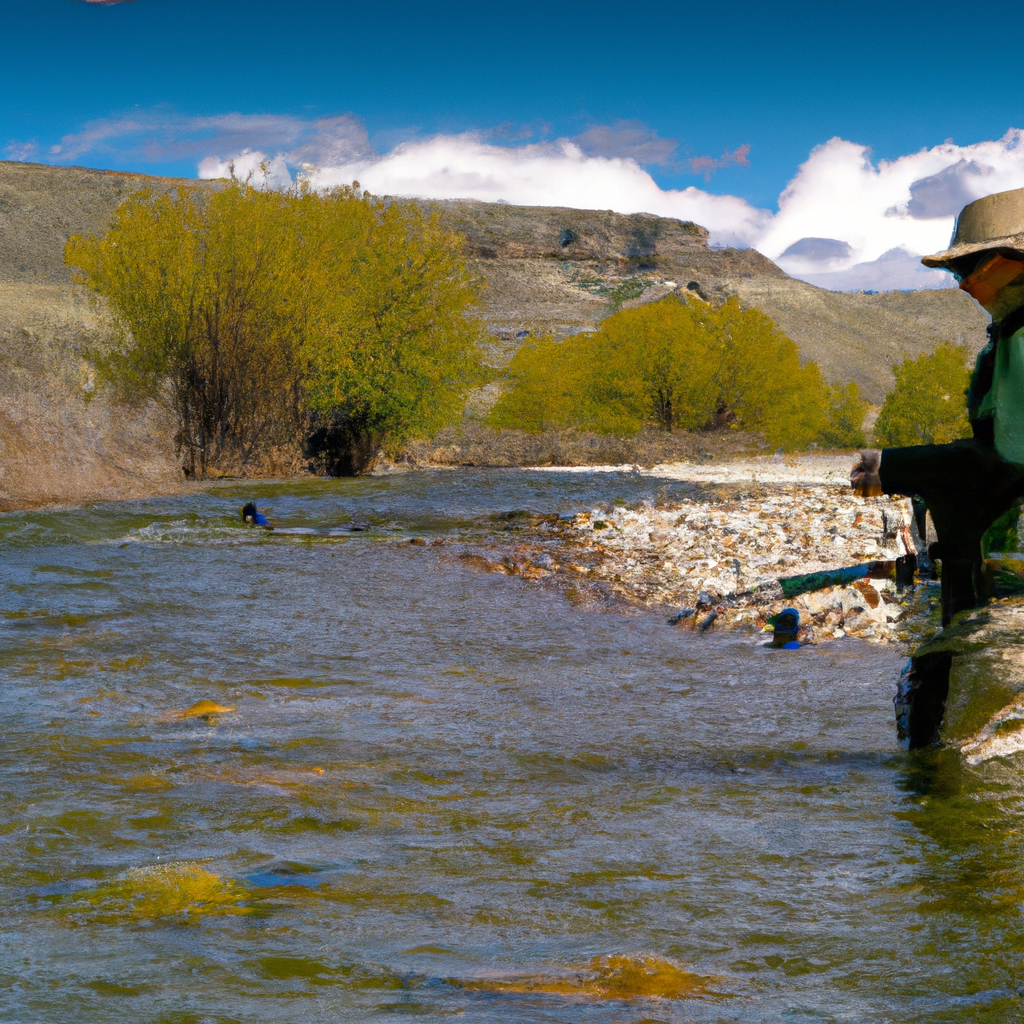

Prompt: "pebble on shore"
[459,468,929,643]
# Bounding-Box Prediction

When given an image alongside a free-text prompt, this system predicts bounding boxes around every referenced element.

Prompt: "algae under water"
[2,469,1024,1022]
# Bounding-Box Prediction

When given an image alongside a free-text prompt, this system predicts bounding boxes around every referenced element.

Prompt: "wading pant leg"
[879,440,1024,624]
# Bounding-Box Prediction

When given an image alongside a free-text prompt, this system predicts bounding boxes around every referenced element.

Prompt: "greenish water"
[1,470,1022,1022]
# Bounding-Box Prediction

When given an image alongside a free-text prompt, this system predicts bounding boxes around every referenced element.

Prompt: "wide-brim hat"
[922,186,1024,269]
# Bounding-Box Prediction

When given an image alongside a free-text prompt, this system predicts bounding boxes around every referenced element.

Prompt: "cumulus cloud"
[760,130,1024,282]
[197,133,769,247]
[197,149,292,191]
[196,121,1024,289]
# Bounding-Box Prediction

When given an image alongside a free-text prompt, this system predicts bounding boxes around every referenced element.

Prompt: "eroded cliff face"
[430,199,787,345]
[0,281,181,511]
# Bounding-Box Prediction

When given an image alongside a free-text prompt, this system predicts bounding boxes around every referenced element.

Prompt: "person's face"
[957,252,1024,318]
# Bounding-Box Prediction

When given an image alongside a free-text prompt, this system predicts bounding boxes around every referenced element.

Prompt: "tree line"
[69,181,967,473]
[487,296,868,450]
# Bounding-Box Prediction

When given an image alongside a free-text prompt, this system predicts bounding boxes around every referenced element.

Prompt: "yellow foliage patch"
[452,955,715,1001]
[488,295,867,450]
[163,700,237,721]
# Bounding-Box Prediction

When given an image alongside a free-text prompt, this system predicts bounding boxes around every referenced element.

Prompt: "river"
[1,470,1021,1022]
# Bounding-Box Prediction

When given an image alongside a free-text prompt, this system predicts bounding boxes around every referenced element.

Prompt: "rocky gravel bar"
[457,455,936,644]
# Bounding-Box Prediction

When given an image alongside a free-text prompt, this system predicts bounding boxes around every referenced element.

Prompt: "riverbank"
[451,455,930,644]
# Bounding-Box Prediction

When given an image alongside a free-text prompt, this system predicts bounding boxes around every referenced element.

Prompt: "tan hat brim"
[921,234,1024,269]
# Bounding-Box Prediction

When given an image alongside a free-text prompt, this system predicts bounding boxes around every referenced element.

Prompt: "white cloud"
[196,126,1024,291]
[761,130,1024,280]
[36,104,1024,289]
[198,134,769,247]
[26,110,372,167]
[30,106,1024,291]
[3,139,38,161]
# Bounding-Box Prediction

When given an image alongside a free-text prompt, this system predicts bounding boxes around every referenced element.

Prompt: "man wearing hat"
[852,186,1024,624]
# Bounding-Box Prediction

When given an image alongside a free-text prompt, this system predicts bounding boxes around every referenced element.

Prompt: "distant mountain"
[791,246,953,293]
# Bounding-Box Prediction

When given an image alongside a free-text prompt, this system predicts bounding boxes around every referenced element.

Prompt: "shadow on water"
[891,748,1024,1021]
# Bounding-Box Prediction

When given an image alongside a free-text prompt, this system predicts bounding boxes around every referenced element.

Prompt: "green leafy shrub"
[66,183,484,476]
[874,342,972,447]
[488,294,865,451]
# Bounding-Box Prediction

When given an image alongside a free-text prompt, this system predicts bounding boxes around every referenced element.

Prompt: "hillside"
[428,198,987,403]
[0,159,989,400]
[0,159,991,506]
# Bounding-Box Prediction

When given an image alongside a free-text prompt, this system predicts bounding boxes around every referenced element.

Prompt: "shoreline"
[0,450,856,512]
[447,454,930,645]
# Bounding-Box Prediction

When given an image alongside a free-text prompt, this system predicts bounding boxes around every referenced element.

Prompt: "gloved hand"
[851,449,882,497]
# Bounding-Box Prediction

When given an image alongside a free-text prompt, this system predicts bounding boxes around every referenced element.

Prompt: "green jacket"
[971,308,1024,464]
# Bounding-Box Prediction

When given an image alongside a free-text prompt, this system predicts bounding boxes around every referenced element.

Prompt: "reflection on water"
[1,470,1022,1021]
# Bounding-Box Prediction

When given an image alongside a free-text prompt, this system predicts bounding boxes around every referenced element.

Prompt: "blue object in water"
[241,502,272,529]
[766,607,801,649]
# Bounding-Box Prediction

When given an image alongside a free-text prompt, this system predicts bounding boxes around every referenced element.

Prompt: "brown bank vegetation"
[66,181,485,478]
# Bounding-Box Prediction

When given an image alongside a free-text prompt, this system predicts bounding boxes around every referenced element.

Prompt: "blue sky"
[5,0,1024,288]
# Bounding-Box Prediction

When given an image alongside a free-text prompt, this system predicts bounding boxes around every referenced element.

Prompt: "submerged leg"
[895,650,953,749]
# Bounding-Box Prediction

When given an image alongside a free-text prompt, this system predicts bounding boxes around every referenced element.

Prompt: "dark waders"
[881,438,1024,625]
[882,439,1024,747]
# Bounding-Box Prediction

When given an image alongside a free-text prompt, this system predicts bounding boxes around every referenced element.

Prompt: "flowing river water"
[2,470,1023,1023]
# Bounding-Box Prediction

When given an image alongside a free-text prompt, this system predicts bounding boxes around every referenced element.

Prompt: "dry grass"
[397,419,760,469]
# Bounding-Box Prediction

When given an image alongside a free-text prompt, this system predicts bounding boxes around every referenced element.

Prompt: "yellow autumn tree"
[874,341,972,446]
[296,191,485,472]
[584,297,722,431]
[486,334,580,432]
[66,183,484,476]
[488,293,866,450]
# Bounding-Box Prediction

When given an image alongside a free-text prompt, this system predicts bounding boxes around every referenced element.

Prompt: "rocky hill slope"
[429,198,987,403]
[0,159,991,506]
